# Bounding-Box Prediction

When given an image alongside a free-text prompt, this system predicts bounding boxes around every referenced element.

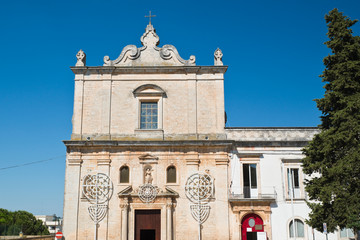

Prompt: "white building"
[35,215,62,234]
[226,127,355,240]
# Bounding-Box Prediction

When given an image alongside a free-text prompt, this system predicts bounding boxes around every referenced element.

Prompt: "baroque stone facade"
[63,23,343,240]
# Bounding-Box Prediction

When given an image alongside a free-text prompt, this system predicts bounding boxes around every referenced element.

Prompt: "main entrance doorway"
[241,213,264,240]
[135,210,161,240]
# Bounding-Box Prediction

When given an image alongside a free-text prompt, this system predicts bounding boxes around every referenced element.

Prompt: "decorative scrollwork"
[104,45,142,66]
[160,45,196,66]
[138,184,158,203]
[103,23,196,66]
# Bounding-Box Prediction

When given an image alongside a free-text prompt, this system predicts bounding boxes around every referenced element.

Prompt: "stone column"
[166,199,173,240]
[120,198,129,240]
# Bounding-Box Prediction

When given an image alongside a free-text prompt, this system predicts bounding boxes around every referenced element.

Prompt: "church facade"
[62,23,346,240]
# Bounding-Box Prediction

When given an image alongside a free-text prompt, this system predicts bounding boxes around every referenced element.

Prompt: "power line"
[0,155,66,171]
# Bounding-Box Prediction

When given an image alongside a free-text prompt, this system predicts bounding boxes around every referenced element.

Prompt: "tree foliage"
[0,208,49,236]
[302,8,360,236]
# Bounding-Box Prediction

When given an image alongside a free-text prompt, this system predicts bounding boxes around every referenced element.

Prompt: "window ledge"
[134,129,164,140]
[165,183,180,187]
[135,129,164,132]
[118,183,131,186]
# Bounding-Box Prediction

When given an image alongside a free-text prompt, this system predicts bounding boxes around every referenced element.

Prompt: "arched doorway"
[241,213,264,240]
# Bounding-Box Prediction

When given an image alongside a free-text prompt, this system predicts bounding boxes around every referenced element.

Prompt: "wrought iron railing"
[228,187,277,201]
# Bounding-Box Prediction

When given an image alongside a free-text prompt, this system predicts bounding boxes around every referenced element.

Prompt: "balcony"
[229,186,277,202]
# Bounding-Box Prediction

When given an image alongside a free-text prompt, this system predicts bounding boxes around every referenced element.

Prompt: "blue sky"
[0,0,359,217]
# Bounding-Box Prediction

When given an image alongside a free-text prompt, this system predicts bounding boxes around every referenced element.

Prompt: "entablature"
[70,65,228,76]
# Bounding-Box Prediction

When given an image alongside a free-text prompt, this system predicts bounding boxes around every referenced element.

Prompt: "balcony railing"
[229,186,277,202]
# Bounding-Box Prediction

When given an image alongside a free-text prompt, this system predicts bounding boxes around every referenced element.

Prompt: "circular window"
[248,218,255,227]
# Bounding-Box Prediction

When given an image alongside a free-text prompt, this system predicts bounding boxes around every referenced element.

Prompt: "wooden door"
[135,210,161,240]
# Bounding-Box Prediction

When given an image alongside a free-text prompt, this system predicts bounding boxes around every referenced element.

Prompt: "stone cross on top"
[145,11,156,24]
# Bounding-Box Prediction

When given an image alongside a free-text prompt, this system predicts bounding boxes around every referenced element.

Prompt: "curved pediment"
[103,24,196,67]
[133,84,166,97]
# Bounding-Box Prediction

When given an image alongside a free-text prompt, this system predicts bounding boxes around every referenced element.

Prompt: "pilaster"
[63,151,83,240]
[166,199,173,240]
[120,198,129,240]
[214,151,229,239]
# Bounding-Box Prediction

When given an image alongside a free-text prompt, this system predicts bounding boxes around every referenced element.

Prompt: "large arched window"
[166,166,176,183]
[289,219,305,238]
[120,166,129,183]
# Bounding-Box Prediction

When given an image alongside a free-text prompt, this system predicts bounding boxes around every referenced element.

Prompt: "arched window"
[289,219,305,238]
[166,166,176,183]
[120,166,129,183]
[133,84,166,130]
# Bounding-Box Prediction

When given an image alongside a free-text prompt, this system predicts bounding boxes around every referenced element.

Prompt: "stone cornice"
[63,139,311,149]
[63,140,234,148]
[70,65,228,75]
[226,127,318,142]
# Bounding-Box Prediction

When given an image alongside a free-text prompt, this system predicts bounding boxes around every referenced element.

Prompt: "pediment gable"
[103,24,195,67]
[139,153,159,164]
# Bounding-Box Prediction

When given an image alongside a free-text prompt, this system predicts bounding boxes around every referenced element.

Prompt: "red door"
[241,214,264,240]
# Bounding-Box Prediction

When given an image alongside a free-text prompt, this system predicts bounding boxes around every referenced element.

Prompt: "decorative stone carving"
[144,168,153,184]
[185,172,214,239]
[166,202,173,209]
[214,48,223,66]
[120,198,129,209]
[76,49,86,66]
[138,184,158,203]
[185,173,214,203]
[81,173,113,240]
[103,24,195,66]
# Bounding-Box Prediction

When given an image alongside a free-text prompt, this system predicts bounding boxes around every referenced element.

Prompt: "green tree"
[302,8,360,238]
[0,209,49,236]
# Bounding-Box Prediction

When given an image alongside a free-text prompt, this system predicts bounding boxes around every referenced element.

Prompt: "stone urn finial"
[76,49,86,66]
[214,48,223,66]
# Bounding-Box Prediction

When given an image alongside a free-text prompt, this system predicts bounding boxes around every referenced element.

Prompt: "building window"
[243,163,257,198]
[120,166,129,183]
[289,219,305,238]
[133,84,166,130]
[287,168,300,198]
[340,228,355,239]
[166,166,176,183]
[140,102,158,129]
